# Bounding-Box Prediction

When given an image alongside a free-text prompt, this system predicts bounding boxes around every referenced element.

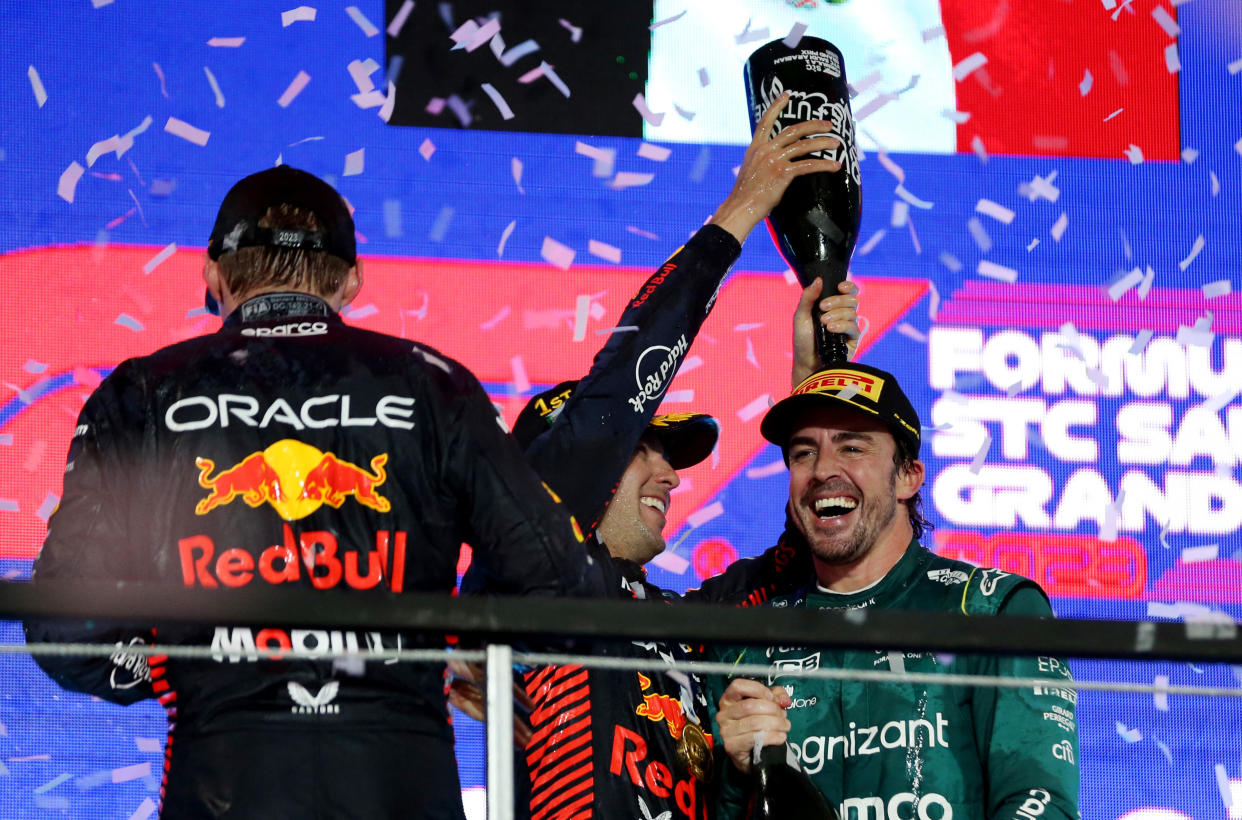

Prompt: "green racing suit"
[707,540,1080,820]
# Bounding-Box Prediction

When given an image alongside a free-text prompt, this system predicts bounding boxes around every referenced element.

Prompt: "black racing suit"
[511,225,814,819]
[25,292,593,820]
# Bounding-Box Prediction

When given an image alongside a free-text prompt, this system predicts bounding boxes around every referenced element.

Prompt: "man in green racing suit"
[707,362,1080,820]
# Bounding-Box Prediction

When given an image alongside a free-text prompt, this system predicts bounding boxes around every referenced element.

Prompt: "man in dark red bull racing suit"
[24,166,594,820]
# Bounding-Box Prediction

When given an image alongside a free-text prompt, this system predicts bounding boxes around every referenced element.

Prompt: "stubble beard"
[796,470,899,567]
[598,501,666,566]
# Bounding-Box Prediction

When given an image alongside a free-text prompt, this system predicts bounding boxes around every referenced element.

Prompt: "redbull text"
[609,725,703,820]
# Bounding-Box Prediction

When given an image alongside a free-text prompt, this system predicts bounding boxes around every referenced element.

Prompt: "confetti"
[511,157,524,193]
[382,199,402,238]
[783,22,808,48]
[1115,722,1143,743]
[977,260,1018,283]
[1203,279,1231,298]
[1152,5,1181,36]
[734,18,769,45]
[1182,544,1219,563]
[1101,0,1116,8]
[571,295,591,342]
[851,71,883,97]
[967,217,993,253]
[129,797,158,820]
[650,10,687,29]
[1108,268,1143,301]
[203,66,225,107]
[428,205,454,242]
[459,18,501,52]
[418,138,435,161]
[970,135,988,163]
[164,116,210,146]
[425,97,445,114]
[1049,212,1069,242]
[598,325,638,335]
[541,237,575,270]
[28,65,48,107]
[493,38,540,67]
[941,109,971,124]
[1216,764,1234,809]
[538,62,570,98]
[558,18,582,42]
[1123,144,1144,164]
[855,93,897,122]
[480,83,515,120]
[638,142,671,161]
[858,230,886,255]
[588,240,621,263]
[282,6,316,26]
[115,313,145,332]
[1178,234,1205,270]
[674,103,696,121]
[1210,170,1220,196]
[746,460,787,480]
[497,220,516,257]
[345,6,379,36]
[57,162,85,203]
[895,185,933,209]
[1229,57,1242,75]
[23,359,48,374]
[143,242,176,275]
[611,172,655,190]
[698,68,710,87]
[207,36,245,46]
[891,201,909,228]
[348,58,379,93]
[876,151,905,184]
[928,281,941,319]
[650,551,689,574]
[343,148,365,176]
[897,323,927,343]
[1165,44,1181,73]
[36,492,59,523]
[113,762,151,783]
[387,0,415,36]
[1078,69,1093,96]
[575,141,616,177]
[277,70,311,107]
[686,501,724,529]
[0,434,12,445]
[1137,265,1155,299]
[969,433,992,474]
[953,52,988,82]
[737,394,772,422]
[135,737,162,753]
[627,225,659,240]
[975,198,1015,225]
[632,93,664,127]
[34,772,73,794]
[510,355,530,394]
[939,252,963,273]
[1102,108,1124,122]
[480,306,511,331]
[152,62,169,98]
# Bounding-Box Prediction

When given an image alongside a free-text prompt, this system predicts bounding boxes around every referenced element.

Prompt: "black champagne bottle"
[744,37,862,366]
[750,743,840,820]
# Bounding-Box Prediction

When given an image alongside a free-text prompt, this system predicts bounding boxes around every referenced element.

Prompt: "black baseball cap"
[760,363,921,456]
[512,380,719,470]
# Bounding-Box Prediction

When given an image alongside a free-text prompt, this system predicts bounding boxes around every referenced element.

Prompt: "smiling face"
[597,433,680,566]
[785,405,924,585]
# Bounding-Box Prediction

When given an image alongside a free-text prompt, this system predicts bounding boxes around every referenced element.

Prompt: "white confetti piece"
[497,220,516,257]
[1109,268,1143,301]
[0,434,12,445]
[164,116,210,146]
[203,66,225,107]
[572,295,590,342]
[494,38,540,67]
[36,493,58,523]
[277,70,311,107]
[1124,144,1144,164]
[1165,43,1181,73]
[855,94,897,122]
[345,5,379,36]
[387,0,415,37]
[967,217,993,253]
[57,162,84,203]
[588,239,621,263]
[143,242,176,274]
[922,24,945,41]
[851,71,882,97]
[650,9,687,28]
[637,143,671,161]
[977,260,1017,283]
[1182,544,1219,563]
[894,185,933,209]
[510,355,530,394]
[897,323,927,343]
[1115,721,1143,743]
[112,762,151,783]
[1101,0,1116,8]
[1151,674,1170,711]
[649,550,689,574]
[24,359,47,374]
[342,304,378,320]
[480,83,515,120]
[857,229,886,256]
[343,148,365,176]
[1152,5,1181,36]
[282,6,316,26]
[1024,170,1060,202]
[877,151,905,183]
[938,252,962,273]
[541,236,575,270]
[663,390,693,403]
[734,18,769,44]
[418,138,435,161]
[1102,107,1123,122]
[575,141,616,178]
[1049,212,1068,242]
[737,394,772,422]
[347,58,379,93]
[0,499,18,512]
[783,270,798,285]
[129,797,158,820]
[698,67,710,87]
[1078,69,1093,96]
[463,18,501,52]
[379,83,397,122]
[627,225,659,240]
[207,37,246,47]
[633,93,664,127]
[1203,279,1231,298]
[1178,234,1205,270]
[115,313,145,332]
[611,171,654,190]
[1216,764,1233,809]
[1026,238,1039,251]
[1176,317,1213,347]
[969,433,992,474]
[480,306,511,331]
[558,18,582,42]
[953,52,988,82]
[940,109,971,124]
[746,460,787,480]
[538,61,570,97]
[890,201,909,228]
[428,205,453,242]
[1210,170,1220,196]
[135,737,162,753]
[975,198,1015,225]
[28,65,48,107]
[968,135,988,164]
[783,22,808,48]
[686,501,724,529]
[34,772,73,794]
[85,135,122,167]
[598,325,638,335]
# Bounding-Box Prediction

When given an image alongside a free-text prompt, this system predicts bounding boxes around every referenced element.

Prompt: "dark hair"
[216,204,350,300]
[894,437,932,539]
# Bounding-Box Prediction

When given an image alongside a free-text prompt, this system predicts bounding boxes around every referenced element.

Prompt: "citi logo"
[1051,739,1075,764]
[288,681,340,715]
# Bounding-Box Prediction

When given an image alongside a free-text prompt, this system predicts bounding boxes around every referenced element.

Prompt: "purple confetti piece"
[164,117,209,146]
[686,501,724,529]
[34,772,73,794]
[497,220,516,257]
[343,148,365,176]
[282,6,316,26]
[130,798,158,820]
[1165,44,1181,73]
[207,37,246,47]
[419,138,435,161]
[480,83,515,120]
[626,225,659,240]
[953,52,988,81]
[1050,213,1068,241]
[112,762,151,783]
[511,157,524,193]
[746,460,786,480]
[611,172,654,190]
[734,18,769,44]
[588,240,621,263]
[447,94,472,126]
[541,237,575,270]
[736,394,771,422]
[343,304,378,320]
[428,205,454,242]
[1102,107,1123,122]
[651,10,687,28]
[1128,329,1153,356]
[277,71,311,108]
[649,550,689,574]
[1203,279,1231,299]
[1078,69,1093,96]
[970,135,988,164]
[345,5,379,36]
[36,493,59,523]
[204,66,225,107]
[143,242,176,275]
[977,260,1017,283]
[135,737,162,753]
[975,198,1015,224]
[783,22,808,48]
[388,0,415,37]
[0,434,13,445]
[28,65,47,107]
[23,360,48,374]
[632,93,664,126]
[967,217,993,253]
[58,162,84,203]
[698,67,709,87]
[510,355,530,394]
[1178,235,1205,270]
[637,143,671,161]
[558,18,582,42]
[383,199,402,238]
[1182,146,1201,163]
[1152,6,1180,37]
[115,313,145,332]
[674,103,696,121]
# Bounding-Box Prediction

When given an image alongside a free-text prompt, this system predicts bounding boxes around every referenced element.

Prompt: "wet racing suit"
[707,541,1082,820]
[25,292,593,820]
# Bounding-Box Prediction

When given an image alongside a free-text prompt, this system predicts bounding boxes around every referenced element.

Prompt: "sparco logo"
[792,713,951,774]
[241,321,328,337]
[836,792,952,820]
[288,681,339,714]
[628,334,688,414]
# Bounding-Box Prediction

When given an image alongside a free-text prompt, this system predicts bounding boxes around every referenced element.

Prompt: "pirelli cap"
[760,363,921,455]
[512,380,719,469]
[207,166,356,264]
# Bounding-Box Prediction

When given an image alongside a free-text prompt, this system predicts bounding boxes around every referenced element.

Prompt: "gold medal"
[676,723,713,783]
